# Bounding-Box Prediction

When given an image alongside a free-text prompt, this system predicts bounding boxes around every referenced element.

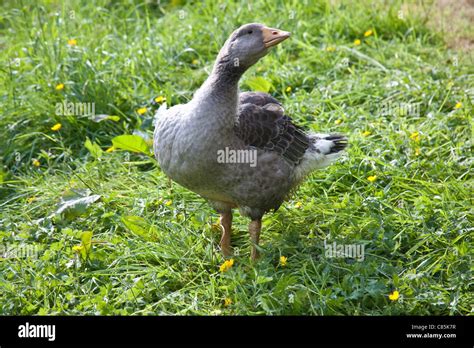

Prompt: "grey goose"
[153,23,347,260]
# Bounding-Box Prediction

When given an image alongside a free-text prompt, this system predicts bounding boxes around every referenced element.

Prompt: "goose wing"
[234,92,310,165]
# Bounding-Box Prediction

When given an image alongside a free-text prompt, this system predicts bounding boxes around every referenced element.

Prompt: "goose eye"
[247,30,253,34]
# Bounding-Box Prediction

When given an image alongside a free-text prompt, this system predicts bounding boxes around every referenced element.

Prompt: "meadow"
[0,0,472,315]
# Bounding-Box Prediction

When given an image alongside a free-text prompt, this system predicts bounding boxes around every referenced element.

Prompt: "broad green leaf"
[133,130,153,146]
[244,76,272,93]
[84,138,103,159]
[121,215,158,241]
[112,135,151,155]
[56,189,101,218]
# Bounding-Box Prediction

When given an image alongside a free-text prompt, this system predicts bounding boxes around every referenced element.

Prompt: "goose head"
[217,23,290,72]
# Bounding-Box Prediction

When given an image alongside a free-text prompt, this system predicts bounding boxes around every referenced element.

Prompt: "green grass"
[0,0,472,315]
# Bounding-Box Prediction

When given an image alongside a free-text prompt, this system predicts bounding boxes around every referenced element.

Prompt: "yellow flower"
[367,175,377,182]
[219,258,234,273]
[51,123,62,131]
[105,146,115,153]
[415,148,421,156]
[286,86,292,93]
[224,298,232,306]
[388,290,399,301]
[335,119,343,125]
[137,107,147,115]
[362,130,372,137]
[326,46,336,52]
[294,201,303,208]
[154,96,166,103]
[164,200,172,206]
[280,256,288,267]
[32,159,40,167]
[55,83,64,91]
[191,59,199,65]
[454,102,462,109]
[67,38,77,46]
[27,196,36,203]
[354,39,361,46]
[72,245,84,253]
[364,29,373,37]
[410,131,420,142]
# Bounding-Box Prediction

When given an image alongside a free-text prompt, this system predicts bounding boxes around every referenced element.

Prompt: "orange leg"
[249,219,262,261]
[219,211,232,257]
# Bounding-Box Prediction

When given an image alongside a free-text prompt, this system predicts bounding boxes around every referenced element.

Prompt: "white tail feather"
[293,133,347,181]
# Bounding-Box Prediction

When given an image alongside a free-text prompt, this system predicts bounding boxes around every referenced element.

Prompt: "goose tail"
[293,133,347,180]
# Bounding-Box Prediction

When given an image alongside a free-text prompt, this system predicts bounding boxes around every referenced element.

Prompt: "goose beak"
[262,27,291,48]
